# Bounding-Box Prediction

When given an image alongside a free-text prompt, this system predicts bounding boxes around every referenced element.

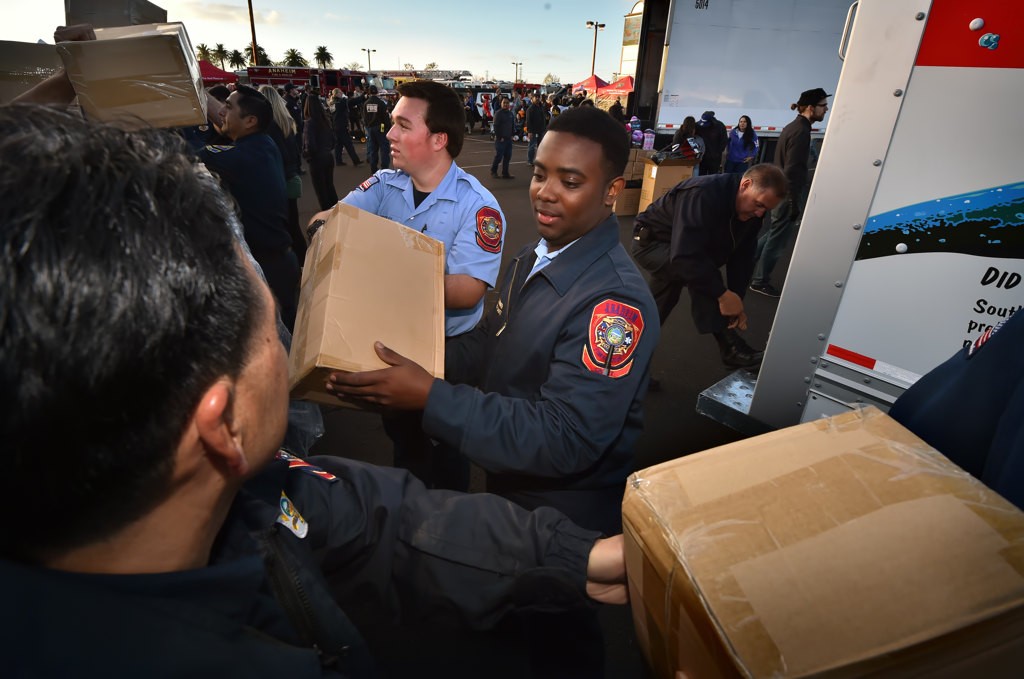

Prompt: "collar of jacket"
[522,214,620,297]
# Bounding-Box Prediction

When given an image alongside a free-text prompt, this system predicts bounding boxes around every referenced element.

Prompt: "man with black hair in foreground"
[0,104,625,677]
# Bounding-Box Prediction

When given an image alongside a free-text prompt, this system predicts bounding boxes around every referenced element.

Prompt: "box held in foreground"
[288,203,445,409]
[623,407,1024,678]
[56,22,205,128]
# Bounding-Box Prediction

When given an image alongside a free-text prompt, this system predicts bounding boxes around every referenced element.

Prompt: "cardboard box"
[288,203,445,408]
[56,22,205,128]
[637,157,697,214]
[614,187,642,216]
[624,149,656,182]
[623,407,1024,678]
[0,41,62,105]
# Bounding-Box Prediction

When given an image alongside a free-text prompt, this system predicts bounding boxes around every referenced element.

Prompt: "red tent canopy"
[598,75,634,97]
[572,74,608,94]
[199,60,238,84]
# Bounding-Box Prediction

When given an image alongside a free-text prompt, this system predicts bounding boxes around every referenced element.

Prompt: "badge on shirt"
[275,450,338,482]
[205,144,234,154]
[357,176,380,192]
[968,318,1007,358]
[277,491,309,538]
[475,207,503,253]
[581,299,646,378]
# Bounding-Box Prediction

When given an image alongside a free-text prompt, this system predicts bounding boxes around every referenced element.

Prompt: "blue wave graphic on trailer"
[856,182,1024,261]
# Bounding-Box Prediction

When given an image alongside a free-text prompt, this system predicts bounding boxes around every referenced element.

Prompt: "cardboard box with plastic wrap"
[288,203,445,409]
[56,22,205,128]
[637,157,697,215]
[623,407,1024,678]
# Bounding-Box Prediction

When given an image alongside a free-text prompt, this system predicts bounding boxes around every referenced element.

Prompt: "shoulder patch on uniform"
[968,318,1007,358]
[276,450,338,482]
[475,206,503,253]
[276,491,309,538]
[205,144,234,154]
[357,175,380,192]
[581,299,646,378]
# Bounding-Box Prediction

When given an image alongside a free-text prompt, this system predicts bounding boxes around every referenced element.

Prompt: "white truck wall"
[748,0,1024,428]
[656,0,850,134]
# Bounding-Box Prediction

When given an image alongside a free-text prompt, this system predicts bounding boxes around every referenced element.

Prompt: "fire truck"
[244,66,382,93]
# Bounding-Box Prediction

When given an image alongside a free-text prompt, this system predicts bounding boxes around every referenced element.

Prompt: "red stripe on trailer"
[917,0,1023,69]
[826,344,876,370]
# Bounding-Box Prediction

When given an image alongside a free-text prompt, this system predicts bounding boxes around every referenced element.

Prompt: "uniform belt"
[633,224,669,243]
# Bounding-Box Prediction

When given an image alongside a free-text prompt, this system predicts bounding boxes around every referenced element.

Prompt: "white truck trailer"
[697,0,1024,432]
[650,0,852,139]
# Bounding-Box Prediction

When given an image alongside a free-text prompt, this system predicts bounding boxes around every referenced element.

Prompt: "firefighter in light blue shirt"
[318,81,504,337]
[309,80,505,489]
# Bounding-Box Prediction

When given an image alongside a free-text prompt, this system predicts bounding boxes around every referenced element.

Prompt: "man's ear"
[193,380,250,477]
[604,176,626,207]
[432,131,448,152]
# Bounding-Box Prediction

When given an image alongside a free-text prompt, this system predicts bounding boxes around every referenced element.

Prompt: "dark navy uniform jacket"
[423,215,659,533]
[636,172,764,301]
[3,454,599,677]
[889,311,1024,510]
[199,133,290,255]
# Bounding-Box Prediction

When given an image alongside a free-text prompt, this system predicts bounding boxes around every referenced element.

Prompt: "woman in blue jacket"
[725,115,759,173]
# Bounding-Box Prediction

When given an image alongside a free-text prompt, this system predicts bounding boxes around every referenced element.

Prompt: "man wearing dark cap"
[749,87,830,297]
[283,83,305,172]
[695,110,727,175]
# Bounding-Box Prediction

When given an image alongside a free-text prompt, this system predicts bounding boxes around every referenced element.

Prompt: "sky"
[3,0,639,85]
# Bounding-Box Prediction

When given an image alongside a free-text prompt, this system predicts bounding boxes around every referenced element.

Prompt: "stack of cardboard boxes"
[614,148,654,217]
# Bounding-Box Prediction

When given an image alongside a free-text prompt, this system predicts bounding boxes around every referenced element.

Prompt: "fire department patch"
[581,299,645,378]
[275,449,338,482]
[357,176,380,192]
[475,207,503,253]
[276,491,308,538]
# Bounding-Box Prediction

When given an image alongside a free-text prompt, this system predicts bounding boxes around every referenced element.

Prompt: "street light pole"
[511,61,521,83]
[362,48,376,73]
[246,0,259,65]
[585,20,605,78]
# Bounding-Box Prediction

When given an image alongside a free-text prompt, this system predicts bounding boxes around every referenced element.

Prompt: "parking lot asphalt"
[294,133,785,677]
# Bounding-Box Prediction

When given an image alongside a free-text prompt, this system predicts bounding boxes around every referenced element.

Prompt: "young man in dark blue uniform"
[0,105,627,676]
[889,312,1024,510]
[631,164,788,370]
[327,106,660,536]
[200,85,300,330]
[490,96,515,178]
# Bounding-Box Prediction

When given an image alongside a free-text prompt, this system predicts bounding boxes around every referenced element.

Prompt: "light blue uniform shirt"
[342,162,505,336]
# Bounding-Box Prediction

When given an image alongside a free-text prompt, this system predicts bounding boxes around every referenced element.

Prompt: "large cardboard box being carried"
[56,22,205,128]
[637,157,697,214]
[288,203,445,408]
[623,407,1024,678]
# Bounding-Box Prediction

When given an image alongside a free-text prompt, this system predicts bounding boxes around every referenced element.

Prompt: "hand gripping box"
[288,203,445,408]
[623,407,1024,678]
[56,22,205,128]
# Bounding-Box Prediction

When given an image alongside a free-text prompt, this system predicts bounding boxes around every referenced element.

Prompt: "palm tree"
[195,43,213,63]
[244,44,270,66]
[228,50,246,70]
[314,46,333,69]
[212,43,229,70]
[403,63,416,71]
[282,49,308,67]
[344,61,363,71]
[424,62,438,71]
